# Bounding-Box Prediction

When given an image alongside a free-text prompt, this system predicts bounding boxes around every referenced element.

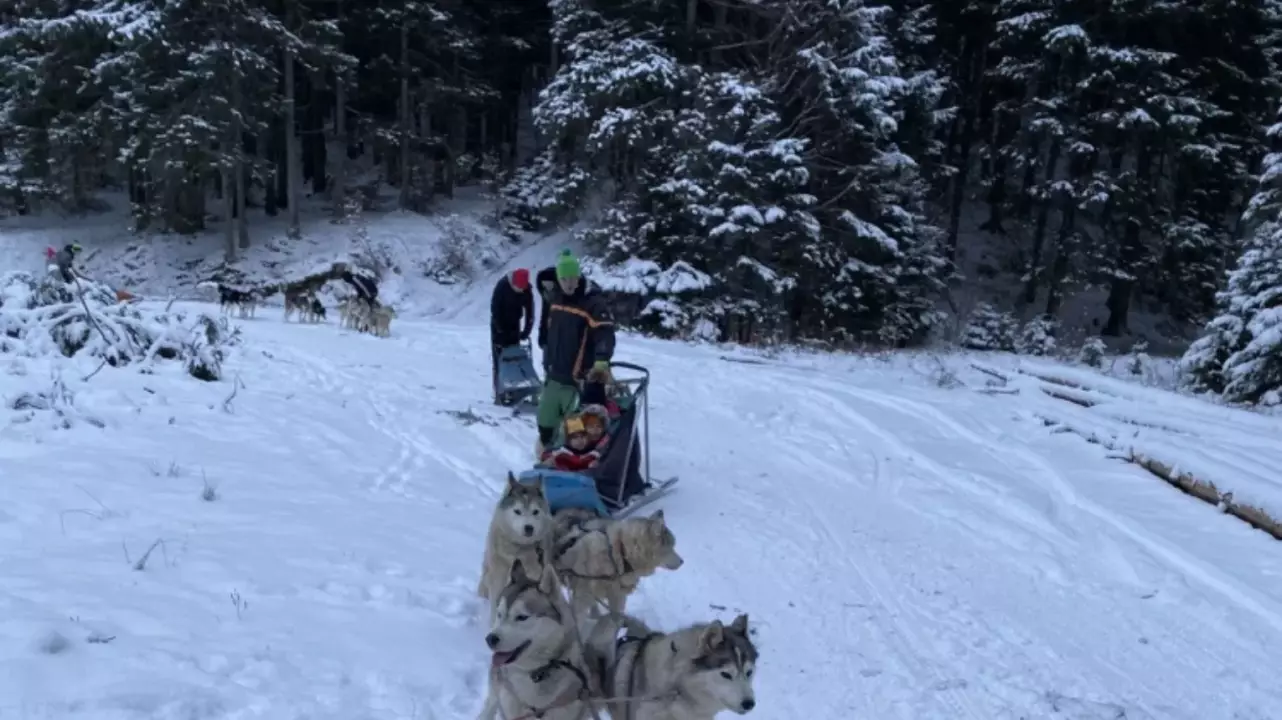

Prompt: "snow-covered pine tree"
[1016,314,1057,356]
[1139,0,1277,326]
[766,0,948,345]
[1180,221,1282,403]
[512,0,685,226]
[1218,229,1282,405]
[0,0,117,212]
[960,303,1018,351]
[595,71,817,342]
[1181,99,1282,403]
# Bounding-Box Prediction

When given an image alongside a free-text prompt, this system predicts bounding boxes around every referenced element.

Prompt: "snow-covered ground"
[4,297,1282,719]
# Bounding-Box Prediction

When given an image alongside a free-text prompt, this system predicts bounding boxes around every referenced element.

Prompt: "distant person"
[489,268,534,402]
[53,243,82,283]
[535,250,615,457]
[340,270,378,305]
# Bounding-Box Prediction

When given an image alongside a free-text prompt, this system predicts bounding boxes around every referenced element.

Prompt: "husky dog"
[478,473,554,617]
[370,304,395,336]
[552,509,683,620]
[586,613,757,720]
[478,560,599,720]
[344,298,373,331]
[307,296,327,323]
[337,297,357,328]
[283,288,310,322]
[216,284,257,318]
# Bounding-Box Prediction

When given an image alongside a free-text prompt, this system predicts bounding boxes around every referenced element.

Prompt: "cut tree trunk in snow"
[1035,406,1282,542]
[1130,453,1282,541]
[1039,386,1095,407]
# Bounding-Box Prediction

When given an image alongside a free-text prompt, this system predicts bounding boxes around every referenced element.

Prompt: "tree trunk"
[263,123,278,216]
[1044,205,1076,317]
[1103,143,1153,336]
[233,57,249,250]
[1022,137,1062,305]
[399,23,411,209]
[284,8,301,239]
[332,2,347,217]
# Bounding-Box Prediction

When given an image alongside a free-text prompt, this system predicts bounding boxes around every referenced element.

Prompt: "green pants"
[537,378,578,440]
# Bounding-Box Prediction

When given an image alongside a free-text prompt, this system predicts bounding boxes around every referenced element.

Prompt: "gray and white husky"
[477,559,600,720]
[585,612,757,720]
[477,473,554,618]
[552,509,684,620]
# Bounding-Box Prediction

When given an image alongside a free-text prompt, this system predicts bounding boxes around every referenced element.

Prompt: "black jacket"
[490,276,534,346]
[535,266,558,348]
[543,282,615,385]
[342,272,377,302]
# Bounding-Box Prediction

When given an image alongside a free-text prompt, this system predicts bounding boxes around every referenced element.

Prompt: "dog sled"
[517,361,678,518]
[494,341,541,408]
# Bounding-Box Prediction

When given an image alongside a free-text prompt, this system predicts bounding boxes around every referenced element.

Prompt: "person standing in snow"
[535,250,616,457]
[53,243,82,283]
[489,268,534,402]
[340,269,378,306]
[534,264,559,368]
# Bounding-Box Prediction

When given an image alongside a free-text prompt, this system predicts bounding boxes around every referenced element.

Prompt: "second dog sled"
[517,361,678,518]
[494,341,542,409]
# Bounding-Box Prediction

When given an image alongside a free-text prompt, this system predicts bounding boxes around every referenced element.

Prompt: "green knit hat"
[555,249,581,279]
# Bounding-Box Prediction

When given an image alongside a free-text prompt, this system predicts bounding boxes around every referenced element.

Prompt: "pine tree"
[767,0,948,344]
[0,0,117,211]
[1181,101,1282,404]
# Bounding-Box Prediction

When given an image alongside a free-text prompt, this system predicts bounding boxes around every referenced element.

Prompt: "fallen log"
[970,363,1011,385]
[1034,413,1282,541]
[1129,452,1282,541]
[1039,387,1097,408]
[1015,367,1130,399]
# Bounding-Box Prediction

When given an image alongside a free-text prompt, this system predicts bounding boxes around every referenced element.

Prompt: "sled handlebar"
[607,361,648,378]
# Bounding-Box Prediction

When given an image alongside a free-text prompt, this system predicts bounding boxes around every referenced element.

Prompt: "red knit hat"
[511,268,530,290]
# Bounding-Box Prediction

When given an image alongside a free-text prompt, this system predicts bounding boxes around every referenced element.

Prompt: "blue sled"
[518,468,609,517]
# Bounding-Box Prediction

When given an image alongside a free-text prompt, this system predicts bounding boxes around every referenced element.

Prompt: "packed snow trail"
[3,308,1282,719]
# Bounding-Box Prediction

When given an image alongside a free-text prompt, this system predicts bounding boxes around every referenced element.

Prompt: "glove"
[593,360,609,372]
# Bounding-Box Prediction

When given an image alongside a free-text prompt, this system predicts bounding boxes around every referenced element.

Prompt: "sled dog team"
[476,473,758,720]
[214,282,395,336]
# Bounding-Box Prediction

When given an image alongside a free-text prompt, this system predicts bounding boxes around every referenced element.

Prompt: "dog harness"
[505,657,595,720]
[552,521,635,579]
[613,633,665,720]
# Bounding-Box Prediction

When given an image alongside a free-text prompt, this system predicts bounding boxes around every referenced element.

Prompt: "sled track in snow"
[792,372,1282,639]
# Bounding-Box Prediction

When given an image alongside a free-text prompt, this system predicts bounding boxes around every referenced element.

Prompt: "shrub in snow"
[960,304,1018,352]
[581,254,715,339]
[1126,340,1151,377]
[1078,337,1107,368]
[342,198,393,281]
[1016,315,1058,356]
[0,270,239,381]
[423,214,500,284]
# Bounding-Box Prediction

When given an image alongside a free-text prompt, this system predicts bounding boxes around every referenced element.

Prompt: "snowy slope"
[0,190,545,319]
[3,307,1282,719]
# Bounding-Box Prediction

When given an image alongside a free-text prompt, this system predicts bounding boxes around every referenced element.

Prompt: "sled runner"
[518,361,678,518]
[495,341,542,408]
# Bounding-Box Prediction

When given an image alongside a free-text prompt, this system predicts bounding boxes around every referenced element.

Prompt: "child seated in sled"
[540,406,610,471]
